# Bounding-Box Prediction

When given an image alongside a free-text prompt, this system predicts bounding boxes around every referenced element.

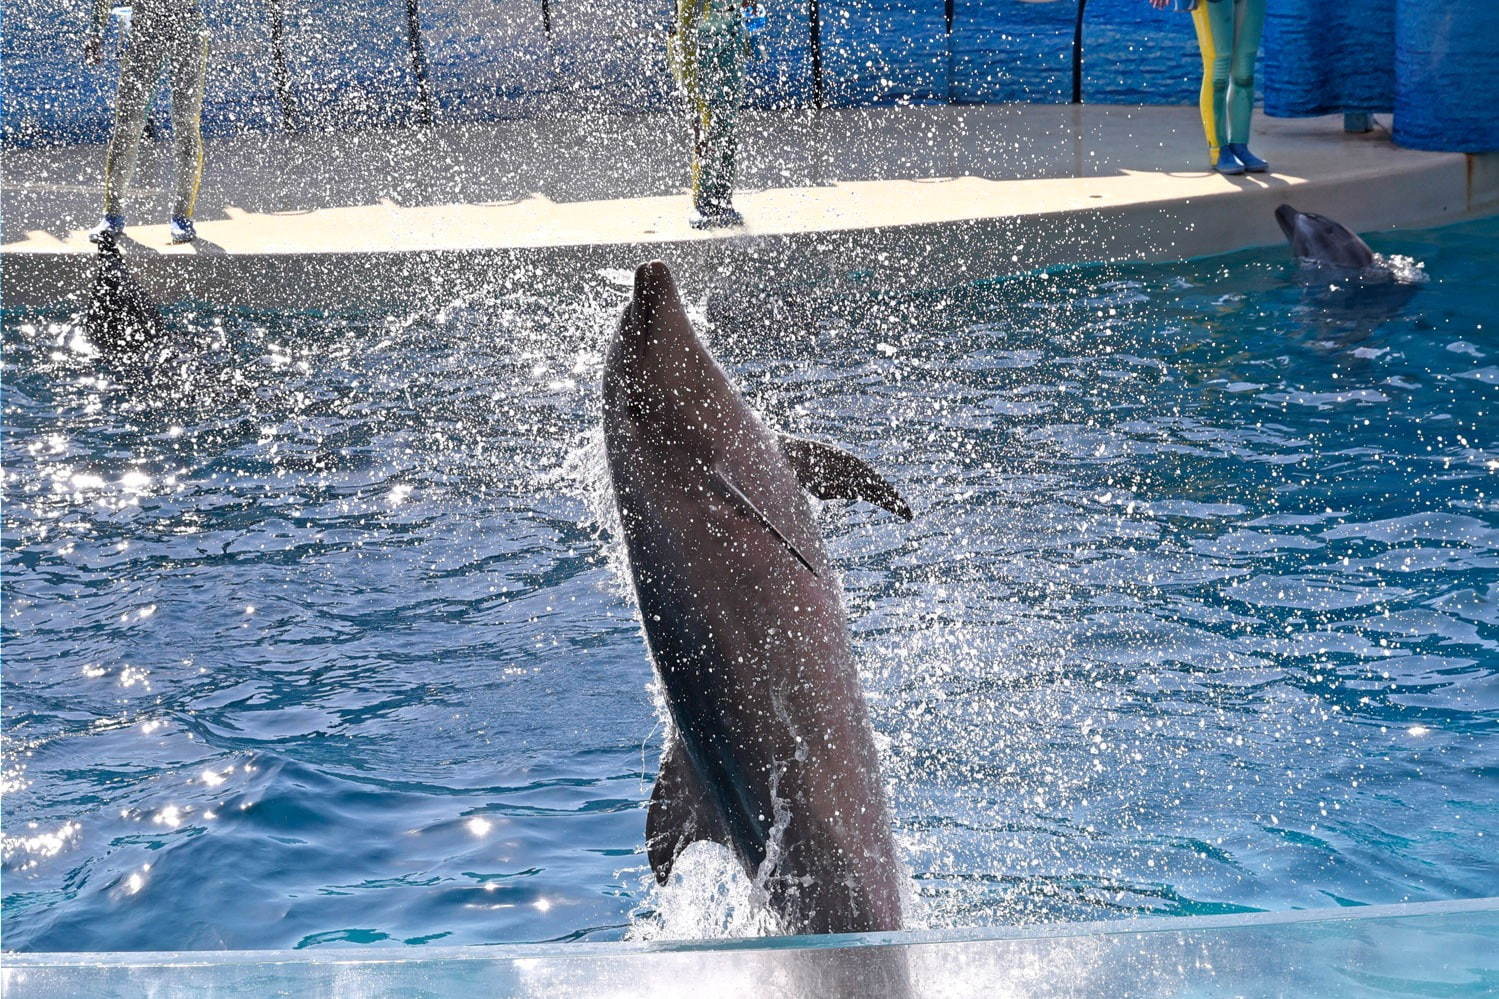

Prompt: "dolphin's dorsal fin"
[647,738,732,885]
[777,434,915,522]
[712,463,820,577]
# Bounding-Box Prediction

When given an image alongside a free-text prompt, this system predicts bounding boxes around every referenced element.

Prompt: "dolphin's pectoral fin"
[647,738,732,885]
[777,434,915,522]
[711,464,820,577]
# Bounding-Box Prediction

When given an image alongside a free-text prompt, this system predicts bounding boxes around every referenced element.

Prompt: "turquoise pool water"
[3,216,1496,952]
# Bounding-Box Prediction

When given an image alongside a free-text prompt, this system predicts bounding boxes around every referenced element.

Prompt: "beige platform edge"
[4,105,1498,309]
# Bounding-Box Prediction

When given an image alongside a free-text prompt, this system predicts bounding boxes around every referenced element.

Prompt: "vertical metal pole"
[270,1,299,130]
[1070,0,1086,104]
[945,0,955,102]
[809,0,824,108]
[405,0,436,125]
[540,0,553,35]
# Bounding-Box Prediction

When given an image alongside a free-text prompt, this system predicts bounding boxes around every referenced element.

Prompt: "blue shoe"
[168,216,197,243]
[89,214,125,243]
[1227,143,1268,173]
[1214,148,1246,175]
[689,205,744,230]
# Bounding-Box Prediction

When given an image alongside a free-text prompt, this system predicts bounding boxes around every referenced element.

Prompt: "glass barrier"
[5,898,1497,999]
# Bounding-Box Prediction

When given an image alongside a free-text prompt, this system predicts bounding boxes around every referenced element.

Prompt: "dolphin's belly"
[600,264,905,935]
[621,467,843,750]
[615,459,902,929]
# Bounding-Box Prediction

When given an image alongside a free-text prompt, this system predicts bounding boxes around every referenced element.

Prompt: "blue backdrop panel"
[3,2,120,146]
[819,0,947,106]
[1074,0,1199,105]
[950,0,1073,104]
[3,0,1494,152]
[1262,0,1396,117]
[1394,1,1499,153]
[0,1,279,145]
[199,0,282,136]
[419,0,551,121]
[279,0,421,130]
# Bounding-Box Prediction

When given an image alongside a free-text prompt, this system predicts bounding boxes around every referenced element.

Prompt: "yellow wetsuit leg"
[167,28,210,220]
[1190,0,1231,164]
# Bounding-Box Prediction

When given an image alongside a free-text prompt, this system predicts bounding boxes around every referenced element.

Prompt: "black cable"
[405,0,436,125]
[809,0,824,109]
[270,1,298,130]
[1071,0,1087,104]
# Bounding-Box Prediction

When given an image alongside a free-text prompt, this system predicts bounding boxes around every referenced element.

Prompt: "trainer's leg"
[167,29,209,221]
[1227,0,1266,145]
[691,7,742,216]
[102,36,165,218]
[1190,0,1232,161]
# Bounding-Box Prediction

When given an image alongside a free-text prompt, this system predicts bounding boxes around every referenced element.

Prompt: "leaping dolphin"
[603,261,911,938]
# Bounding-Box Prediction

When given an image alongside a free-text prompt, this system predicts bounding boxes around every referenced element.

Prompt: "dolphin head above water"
[606,261,738,450]
[603,261,813,573]
[1274,203,1380,272]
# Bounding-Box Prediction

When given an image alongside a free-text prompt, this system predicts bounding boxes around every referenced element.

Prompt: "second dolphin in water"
[85,233,167,356]
[1274,203,1386,274]
[1273,203,1422,343]
[603,261,911,937]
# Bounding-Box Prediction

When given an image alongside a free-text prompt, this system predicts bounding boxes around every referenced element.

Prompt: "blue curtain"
[1394,0,1499,153]
[1262,0,1396,117]
[1263,0,1497,153]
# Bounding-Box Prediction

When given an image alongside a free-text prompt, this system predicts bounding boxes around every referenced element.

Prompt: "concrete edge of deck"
[5,112,1498,311]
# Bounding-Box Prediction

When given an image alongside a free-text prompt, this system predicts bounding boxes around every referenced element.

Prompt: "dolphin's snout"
[623,260,683,347]
[635,260,673,296]
[1274,203,1299,240]
[632,261,676,317]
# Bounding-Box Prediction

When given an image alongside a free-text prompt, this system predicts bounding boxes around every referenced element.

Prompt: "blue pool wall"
[2,0,1494,152]
[1263,0,1499,153]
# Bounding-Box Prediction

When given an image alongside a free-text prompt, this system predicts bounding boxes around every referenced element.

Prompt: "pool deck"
[4,104,1497,308]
